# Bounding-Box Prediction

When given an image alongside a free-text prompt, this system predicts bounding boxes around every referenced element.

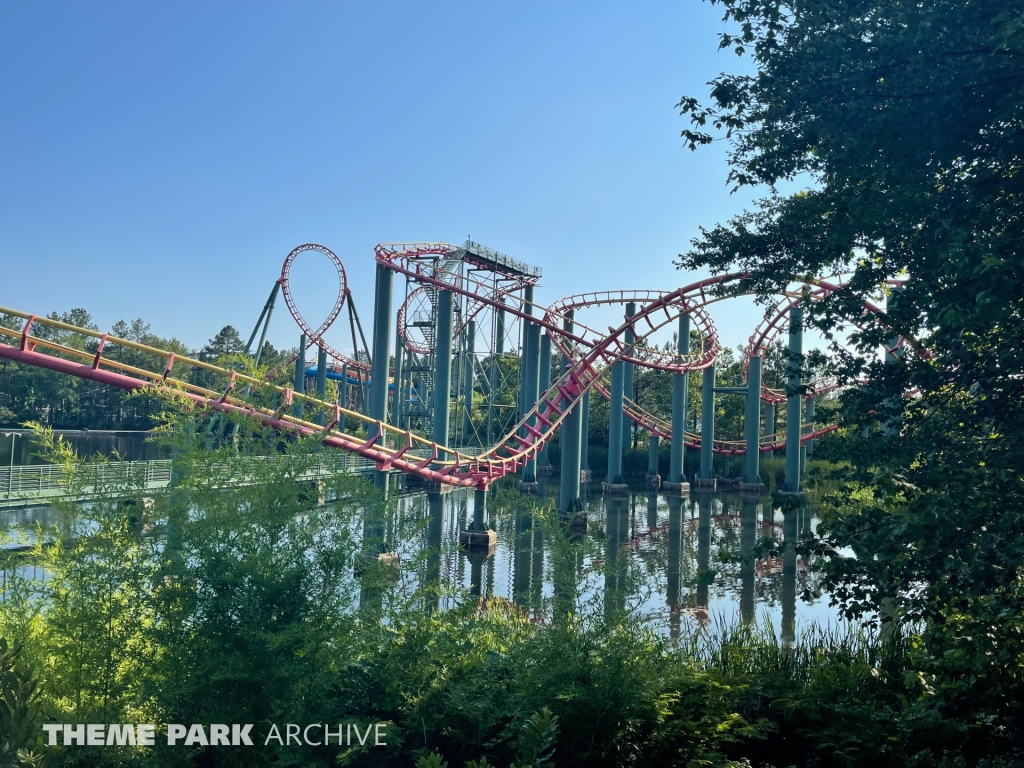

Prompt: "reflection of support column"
[604,495,628,619]
[558,311,583,515]
[370,263,394,492]
[645,435,661,488]
[741,355,763,491]
[666,314,690,492]
[646,491,659,530]
[696,494,711,615]
[293,333,306,418]
[666,494,683,639]
[621,302,636,453]
[740,496,757,622]
[315,346,327,425]
[696,361,717,489]
[783,307,804,494]
[580,391,591,479]
[530,513,545,612]
[460,487,496,552]
[358,495,390,613]
[605,361,626,487]
[763,401,776,458]
[432,290,455,450]
[392,317,404,430]
[513,504,532,608]
[520,323,541,486]
[468,551,485,598]
[782,507,798,646]
[461,320,476,443]
[426,493,443,612]
[537,332,553,471]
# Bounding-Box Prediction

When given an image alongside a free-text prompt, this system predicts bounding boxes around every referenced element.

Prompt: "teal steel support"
[783,306,804,493]
[699,360,716,480]
[369,263,393,491]
[537,332,552,466]
[647,434,659,478]
[580,391,590,472]
[471,487,487,531]
[518,285,534,423]
[607,360,625,483]
[764,401,776,458]
[558,310,582,513]
[743,355,762,484]
[392,317,404,429]
[669,314,690,483]
[245,281,281,363]
[462,320,476,442]
[621,302,636,452]
[804,395,816,455]
[315,346,327,426]
[432,290,455,448]
[496,304,506,355]
[403,361,413,420]
[338,362,348,434]
[486,305,505,445]
[521,323,541,482]
[293,333,306,418]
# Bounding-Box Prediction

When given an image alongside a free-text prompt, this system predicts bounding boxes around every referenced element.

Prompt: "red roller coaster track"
[0,246,890,489]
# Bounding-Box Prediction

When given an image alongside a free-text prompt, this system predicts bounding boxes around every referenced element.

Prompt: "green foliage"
[512,707,558,768]
[0,310,291,430]
[678,0,1024,746]
[3,394,1023,766]
[0,638,44,768]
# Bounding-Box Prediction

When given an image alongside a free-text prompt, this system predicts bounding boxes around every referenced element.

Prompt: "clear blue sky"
[1,1,775,354]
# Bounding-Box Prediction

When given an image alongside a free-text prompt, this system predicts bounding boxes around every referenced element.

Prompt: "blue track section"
[304,367,418,398]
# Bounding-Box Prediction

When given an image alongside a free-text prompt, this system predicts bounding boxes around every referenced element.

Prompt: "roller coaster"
[0,239,896,513]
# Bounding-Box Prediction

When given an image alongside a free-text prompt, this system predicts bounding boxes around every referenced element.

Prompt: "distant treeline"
[0,309,294,430]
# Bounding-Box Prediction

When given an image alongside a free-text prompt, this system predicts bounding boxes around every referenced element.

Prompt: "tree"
[191,325,245,392]
[677,0,1024,741]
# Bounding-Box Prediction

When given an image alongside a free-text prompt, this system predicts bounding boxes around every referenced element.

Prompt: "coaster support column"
[520,323,541,484]
[432,290,454,451]
[537,332,552,469]
[558,310,582,514]
[698,359,716,485]
[783,306,804,494]
[462,320,476,442]
[392,315,404,429]
[667,314,690,490]
[369,263,393,491]
[742,354,762,488]
[315,346,328,426]
[607,361,626,484]
[293,333,306,419]
[621,302,636,453]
